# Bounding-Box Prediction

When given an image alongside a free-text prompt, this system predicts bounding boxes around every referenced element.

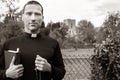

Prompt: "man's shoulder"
[41,35,58,44]
[2,36,23,50]
[4,36,23,44]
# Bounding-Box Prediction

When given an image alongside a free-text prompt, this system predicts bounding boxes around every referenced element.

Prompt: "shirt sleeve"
[51,42,66,80]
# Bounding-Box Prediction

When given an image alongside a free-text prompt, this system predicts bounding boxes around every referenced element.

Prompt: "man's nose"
[31,14,36,22]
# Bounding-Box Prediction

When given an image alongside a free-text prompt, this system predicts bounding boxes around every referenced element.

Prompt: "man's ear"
[21,14,24,21]
[42,15,44,20]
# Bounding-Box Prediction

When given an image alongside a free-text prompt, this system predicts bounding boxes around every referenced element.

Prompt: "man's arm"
[51,42,66,80]
[0,47,7,80]
[35,41,66,80]
[0,43,24,80]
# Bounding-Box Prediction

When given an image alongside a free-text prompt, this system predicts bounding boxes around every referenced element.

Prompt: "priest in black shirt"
[0,0,66,80]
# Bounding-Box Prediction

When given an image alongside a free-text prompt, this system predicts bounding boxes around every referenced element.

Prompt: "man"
[0,0,66,80]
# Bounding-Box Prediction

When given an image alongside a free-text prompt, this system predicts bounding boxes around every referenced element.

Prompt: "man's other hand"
[35,55,51,72]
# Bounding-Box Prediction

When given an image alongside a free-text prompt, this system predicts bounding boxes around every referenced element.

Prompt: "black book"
[4,49,21,69]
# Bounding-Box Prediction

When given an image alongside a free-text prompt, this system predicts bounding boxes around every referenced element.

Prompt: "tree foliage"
[91,12,120,80]
[1,0,20,23]
[77,20,95,45]
[0,20,23,45]
[92,32,120,80]
[96,13,120,43]
[46,22,69,48]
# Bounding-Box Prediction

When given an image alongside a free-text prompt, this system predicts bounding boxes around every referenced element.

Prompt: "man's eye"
[27,13,32,15]
[35,13,41,16]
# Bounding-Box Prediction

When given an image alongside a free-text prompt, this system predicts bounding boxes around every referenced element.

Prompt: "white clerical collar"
[24,29,40,38]
[31,34,37,38]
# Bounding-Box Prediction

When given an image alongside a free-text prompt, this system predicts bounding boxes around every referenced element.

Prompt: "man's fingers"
[15,72,23,78]
[16,65,24,69]
[19,73,23,77]
[35,55,51,71]
[15,67,24,78]
[16,68,24,74]
[36,67,43,71]
[35,60,45,64]
[36,55,48,63]
[10,56,15,66]
[36,55,44,60]
[35,63,43,68]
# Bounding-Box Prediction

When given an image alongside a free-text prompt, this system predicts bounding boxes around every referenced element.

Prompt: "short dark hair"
[22,0,43,14]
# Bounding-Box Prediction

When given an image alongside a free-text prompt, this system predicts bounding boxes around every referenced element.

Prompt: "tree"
[46,22,69,48]
[91,12,120,80]
[77,20,95,46]
[96,12,120,43]
[0,20,24,45]
[95,27,106,43]
[1,0,20,23]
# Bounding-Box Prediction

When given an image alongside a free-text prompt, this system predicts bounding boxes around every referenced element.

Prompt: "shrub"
[91,32,120,80]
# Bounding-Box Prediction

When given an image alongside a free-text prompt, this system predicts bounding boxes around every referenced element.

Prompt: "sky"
[0,0,120,27]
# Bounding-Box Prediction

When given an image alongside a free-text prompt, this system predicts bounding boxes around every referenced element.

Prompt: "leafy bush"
[0,21,24,45]
[91,31,120,80]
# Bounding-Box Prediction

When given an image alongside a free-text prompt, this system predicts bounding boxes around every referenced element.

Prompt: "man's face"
[22,4,43,33]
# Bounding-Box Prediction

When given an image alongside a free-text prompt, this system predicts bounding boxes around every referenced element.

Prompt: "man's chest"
[6,39,55,61]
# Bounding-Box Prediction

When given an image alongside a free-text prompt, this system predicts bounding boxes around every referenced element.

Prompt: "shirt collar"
[24,32,41,38]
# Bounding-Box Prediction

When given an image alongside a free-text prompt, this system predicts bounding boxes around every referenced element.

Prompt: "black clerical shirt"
[0,33,65,80]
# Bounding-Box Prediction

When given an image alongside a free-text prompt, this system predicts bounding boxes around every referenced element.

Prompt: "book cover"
[4,48,21,69]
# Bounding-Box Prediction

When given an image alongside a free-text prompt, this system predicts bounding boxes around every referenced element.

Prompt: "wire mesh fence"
[62,50,93,80]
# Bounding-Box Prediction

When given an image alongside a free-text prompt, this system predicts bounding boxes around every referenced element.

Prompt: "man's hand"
[35,55,51,72]
[6,56,24,79]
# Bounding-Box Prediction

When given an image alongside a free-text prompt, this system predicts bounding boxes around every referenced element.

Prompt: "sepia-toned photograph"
[0,0,120,80]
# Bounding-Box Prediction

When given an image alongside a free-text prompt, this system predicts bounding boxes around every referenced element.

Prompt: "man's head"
[22,0,44,34]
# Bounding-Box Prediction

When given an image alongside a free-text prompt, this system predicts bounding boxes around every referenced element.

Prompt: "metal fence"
[62,53,92,80]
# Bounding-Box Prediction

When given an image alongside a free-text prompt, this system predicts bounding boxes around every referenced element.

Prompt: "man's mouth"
[30,24,37,27]
[31,24,35,26]
[30,23,37,25]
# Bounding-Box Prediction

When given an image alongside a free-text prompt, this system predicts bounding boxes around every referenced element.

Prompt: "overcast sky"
[0,0,120,27]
